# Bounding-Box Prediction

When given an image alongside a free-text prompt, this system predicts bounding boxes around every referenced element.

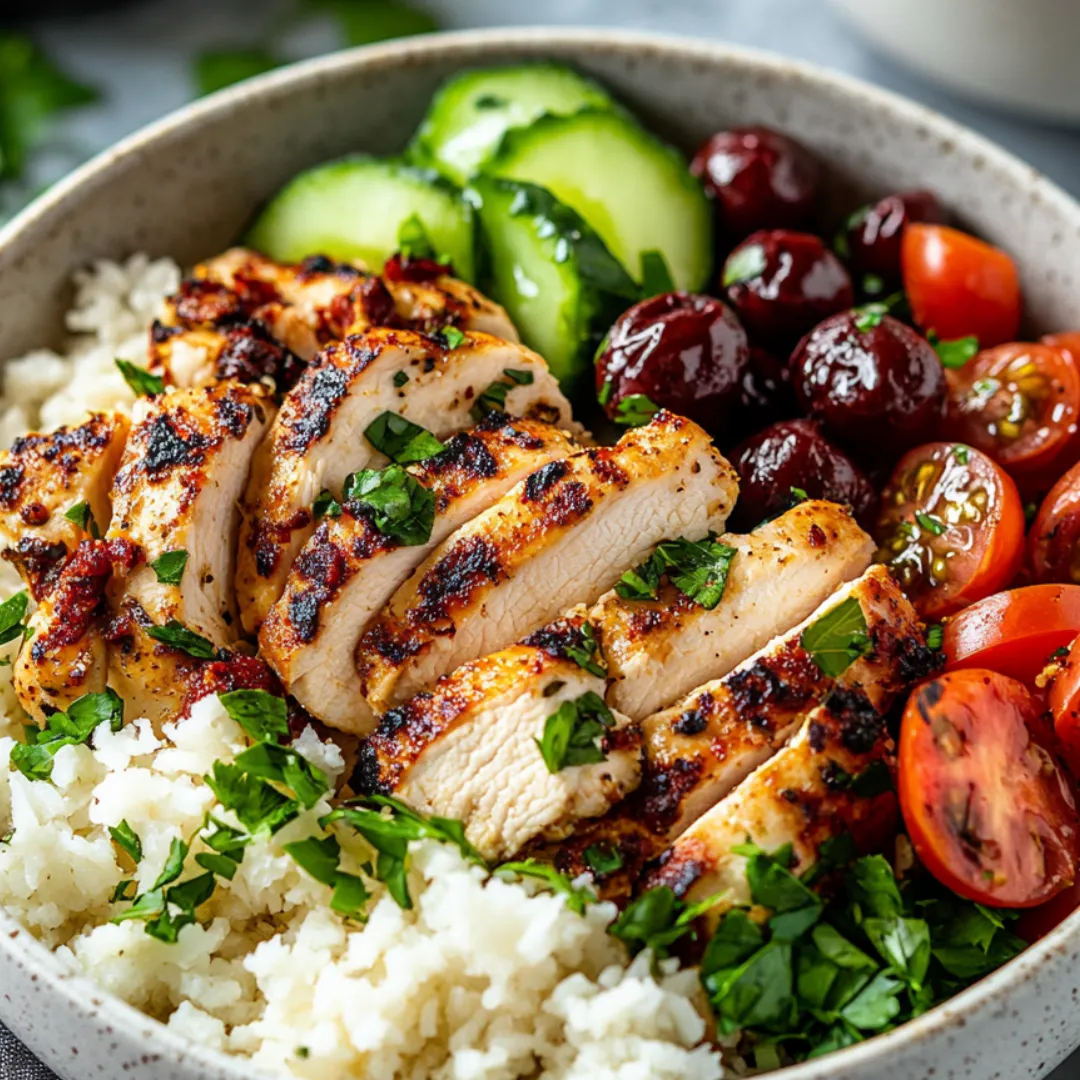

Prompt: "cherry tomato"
[1028,461,1080,586]
[1042,331,1080,366]
[1015,880,1080,943]
[875,442,1025,619]
[1050,633,1080,775]
[944,342,1080,488]
[901,224,1021,346]
[898,669,1079,907]
[942,584,1080,686]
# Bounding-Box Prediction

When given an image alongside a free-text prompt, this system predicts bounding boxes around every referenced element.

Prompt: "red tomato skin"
[1050,633,1080,776]
[942,585,1080,687]
[1028,461,1080,587]
[902,224,1021,346]
[898,669,1079,908]
[1015,880,1080,943]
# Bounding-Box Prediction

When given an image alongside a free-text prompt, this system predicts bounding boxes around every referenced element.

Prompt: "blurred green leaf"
[308,0,438,46]
[0,35,98,182]
[195,50,282,96]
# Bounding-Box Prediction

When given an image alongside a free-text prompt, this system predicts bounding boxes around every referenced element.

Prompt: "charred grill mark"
[827,686,885,754]
[10,416,115,470]
[0,466,24,508]
[352,738,386,795]
[638,756,705,834]
[361,620,428,666]
[426,433,500,484]
[808,721,827,752]
[915,679,945,724]
[2,536,68,597]
[645,842,706,898]
[213,393,255,439]
[412,536,503,625]
[521,614,588,662]
[727,650,824,727]
[215,324,305,392]
[588,449,631,488]
[672,695,712,736]
[252,506,313,579]
[151,320,181,344]
[173,279,248,326]
[30,541,112,656]
[522,460,569,502]
[894,631,940,684]
[543,479,593,527]
[287,592,321,645]
[296,255,363,281]
[284,531,359,644]
[140,414,213,475]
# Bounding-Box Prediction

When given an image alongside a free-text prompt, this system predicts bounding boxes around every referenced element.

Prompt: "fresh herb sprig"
[10,690,123,781]
[615,535,737,610]
[535,691,615,773]
[344,465,435,545]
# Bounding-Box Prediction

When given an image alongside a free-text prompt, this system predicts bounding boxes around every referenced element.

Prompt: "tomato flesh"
[1050,633,1080,776]
[875,441,1025,619]
[901,224,1021,346]
[1028,460,1080,587]
[898,669,1079,907]
[942,584,1080,687]
[944,342,1080,488]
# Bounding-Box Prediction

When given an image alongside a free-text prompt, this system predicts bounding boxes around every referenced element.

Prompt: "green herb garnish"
[364,411,446,464]
[800,596,872,677]
[64,501,99,537]
[393,371,410,388]
[194,50,280,96]
[0,590,30,647]
[928,332,979,370]
[535,691,615,773]
[397,212,436,260]
[583,842,623,877]
[285,833,371,919]
[915,512,946,537]
[345,465,435,546]
[313,489,343,520]
[115,358,164,397]
[496,858,595,915]
[613,393,659,427]
[563,621,607,678]
[639,249,676,297]
[471,368,535,420]
[722,243,767,288]
[146,620,217,659]
[219,688,289,744]
[10,689,123,781]
[434,325,467,350]
[108,819,142,865]
[615,536,737,610]
[150,549,188,585]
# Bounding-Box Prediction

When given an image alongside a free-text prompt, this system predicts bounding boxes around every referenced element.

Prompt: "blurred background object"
[830,0,1080,123]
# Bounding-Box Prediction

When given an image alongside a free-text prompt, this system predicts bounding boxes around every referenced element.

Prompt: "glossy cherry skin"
[595,292,749,434]
[729,418,878,531]
[838,190,945,293]
[729,346,798,446]
[690,126,822,241]
[790,311,946,462]
[721,230,854,350]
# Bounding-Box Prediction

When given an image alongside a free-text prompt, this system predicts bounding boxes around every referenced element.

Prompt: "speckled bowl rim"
[1,26,1078,1080]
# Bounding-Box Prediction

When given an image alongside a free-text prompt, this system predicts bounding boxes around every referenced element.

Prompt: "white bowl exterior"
[0,28,1078,1080]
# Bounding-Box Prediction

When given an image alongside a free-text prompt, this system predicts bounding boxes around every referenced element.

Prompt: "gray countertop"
[1,1,1078,1078]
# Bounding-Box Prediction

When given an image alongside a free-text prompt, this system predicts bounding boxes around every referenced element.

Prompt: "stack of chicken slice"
[1,246,933,919]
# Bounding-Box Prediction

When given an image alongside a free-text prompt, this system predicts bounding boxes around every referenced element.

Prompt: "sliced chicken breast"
[107,381,271,645]
[0,413,130,597]
[150,249,519,389]
[259,414,577,735]
[237,327,573,633]
[355,610,642,863]
[356,412,739,714]
[642,688,897,931]
[593,500,875,720]
[13,541,113,724]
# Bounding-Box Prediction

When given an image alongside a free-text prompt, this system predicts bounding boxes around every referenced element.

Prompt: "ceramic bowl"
[1,27,1078,1080]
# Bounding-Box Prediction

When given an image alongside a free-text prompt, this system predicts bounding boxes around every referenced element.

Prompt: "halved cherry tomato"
[1028,460,1080,586]
[1016,880,1080,943]
[942,585,1080,686]
[1050,633,1080,775]
[1042,330,1080,366]
[875,442,1025,619]
[898,669,1079,907]
[901,223,1021,346]
[943,342,1080,489]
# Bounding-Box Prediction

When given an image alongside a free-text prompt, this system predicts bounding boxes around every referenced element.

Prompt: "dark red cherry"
[691,126,822,241]
[595,292,749,434]
[729,418,878,531]
[838,190,945,294]
[728,346,797,446]
[721,230,854,350]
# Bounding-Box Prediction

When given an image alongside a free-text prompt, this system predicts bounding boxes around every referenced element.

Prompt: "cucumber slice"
[246,155,476,281]
[409,64,614,187]
[486,109,712,292]
[467,176,636,393]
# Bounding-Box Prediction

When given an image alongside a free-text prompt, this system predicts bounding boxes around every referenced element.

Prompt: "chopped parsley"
[433,325,467,351]
[64,501,100,537]
[722,243,767,288]
[925,624,944,651]
[150,549,188,585]
[108,819,142,865]
[615,535,737,610]
[613,393,659,427]
[146,619,217,659]
[0,590,30,647]
[194,816,250,881]
[345,465,435,546]
[284,833,371,919]
[10,689,123,781]
[313,489,343,520]
[597,378,614,408]
[115,358,164,397]
[914,511,946,537]
[397,212,436,261]
[583,842,623,877]
[393,370,410,388]
[953,445,970,465]
[610,885,727,959]
[364,411,446,464]
[639,249,676,297]
[496,858,595,915]
[563,621,606,678]
[535,691,615,773]
[218,688,290,744]
[800,596,872,677]
[928,332,979,370]
[471,368,535,420]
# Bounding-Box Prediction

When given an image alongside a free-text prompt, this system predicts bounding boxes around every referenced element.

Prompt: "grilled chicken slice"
[107,381,271,645]
[260,414,577,735]
[593,500,874,721]
[0,413,130,597]
[355,610,642,863]
[237,328,573,633]
[555,566,929,895]
[150,249,518,388]
[642,689,897,931]
[13,541,113,724]
[356,412,739,714]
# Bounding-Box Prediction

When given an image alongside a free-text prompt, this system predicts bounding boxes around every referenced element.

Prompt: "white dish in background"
[0,26,1078,1080]
[830,0,1080,124]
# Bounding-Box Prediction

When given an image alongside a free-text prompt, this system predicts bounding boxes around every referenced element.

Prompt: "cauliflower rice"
[0,257,727,1080]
